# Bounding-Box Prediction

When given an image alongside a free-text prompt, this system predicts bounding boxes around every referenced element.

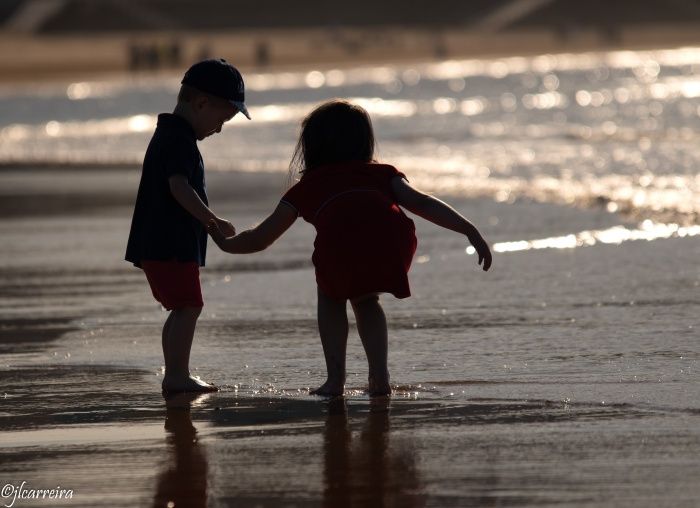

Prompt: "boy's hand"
[470,235,492,271]
[207,220,232,245]
[213,217,236,237]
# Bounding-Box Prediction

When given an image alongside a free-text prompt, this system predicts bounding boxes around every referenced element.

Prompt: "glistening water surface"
[2,47,700,223]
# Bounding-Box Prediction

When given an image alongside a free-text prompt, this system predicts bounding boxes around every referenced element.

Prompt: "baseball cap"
[181,58,251,119]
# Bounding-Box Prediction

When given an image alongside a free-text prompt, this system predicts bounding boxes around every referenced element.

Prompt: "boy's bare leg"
[162,311,175,367]
[351,294,391,397]
[311,288,348,397]
[162,306,217,393]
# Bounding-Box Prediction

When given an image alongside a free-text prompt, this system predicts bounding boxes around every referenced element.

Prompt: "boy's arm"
[169,175,235,235]
[391,176,492,271]
[207,202,297,253]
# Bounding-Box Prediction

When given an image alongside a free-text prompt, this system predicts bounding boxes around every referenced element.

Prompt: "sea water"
[2,47,700,223]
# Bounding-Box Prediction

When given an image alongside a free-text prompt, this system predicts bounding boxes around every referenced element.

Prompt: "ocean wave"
[3,46,700,225]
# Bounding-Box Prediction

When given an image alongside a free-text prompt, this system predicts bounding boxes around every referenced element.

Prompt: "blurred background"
[4,0,700,79]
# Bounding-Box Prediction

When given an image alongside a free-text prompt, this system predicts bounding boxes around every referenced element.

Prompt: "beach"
[1,46,700,506]
[1,164,699,507]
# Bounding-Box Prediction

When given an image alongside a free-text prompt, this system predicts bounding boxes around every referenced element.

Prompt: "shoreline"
[1,163,697,228]
[2,25,700,84]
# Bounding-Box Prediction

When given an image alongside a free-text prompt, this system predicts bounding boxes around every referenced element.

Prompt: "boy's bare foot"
[368,375,391,397]
[162,375,218,394]
[310,380,344,397]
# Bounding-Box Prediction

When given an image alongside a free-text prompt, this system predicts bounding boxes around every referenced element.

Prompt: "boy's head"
[177,59,250,140]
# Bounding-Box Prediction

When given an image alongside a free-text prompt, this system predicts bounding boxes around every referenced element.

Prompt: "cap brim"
[230,101,251,120]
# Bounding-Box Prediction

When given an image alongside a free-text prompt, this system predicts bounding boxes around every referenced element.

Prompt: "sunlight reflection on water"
[467,220,700,254]
[2,46,700,224]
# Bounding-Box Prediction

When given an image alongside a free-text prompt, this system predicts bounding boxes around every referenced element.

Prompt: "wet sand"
[1,166,700,507]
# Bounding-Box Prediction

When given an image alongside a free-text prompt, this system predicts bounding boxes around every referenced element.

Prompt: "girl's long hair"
[288,99,375,186]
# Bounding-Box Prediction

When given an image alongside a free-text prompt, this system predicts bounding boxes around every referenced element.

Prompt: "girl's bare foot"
[368,375,391,397]
[162,375,218,394]
[310,380,344,397]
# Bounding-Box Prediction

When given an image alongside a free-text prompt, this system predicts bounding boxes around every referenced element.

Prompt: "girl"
[208,99,492,397]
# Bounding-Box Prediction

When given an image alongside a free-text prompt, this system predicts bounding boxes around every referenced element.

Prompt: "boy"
[125,58,250,393]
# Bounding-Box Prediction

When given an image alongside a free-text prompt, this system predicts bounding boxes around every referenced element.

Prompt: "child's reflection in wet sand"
[151,394,424,507]
[152,392,211,508]
[323,397,425,508]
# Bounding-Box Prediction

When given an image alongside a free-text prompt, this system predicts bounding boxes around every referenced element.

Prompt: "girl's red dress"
[281,161,417,300]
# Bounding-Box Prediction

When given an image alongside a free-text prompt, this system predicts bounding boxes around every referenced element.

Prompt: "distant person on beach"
[207,99,491,397]
[125,59,251,394]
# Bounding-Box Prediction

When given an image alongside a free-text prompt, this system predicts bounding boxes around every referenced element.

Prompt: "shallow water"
[2,374,699,507]
[2,47,700,223]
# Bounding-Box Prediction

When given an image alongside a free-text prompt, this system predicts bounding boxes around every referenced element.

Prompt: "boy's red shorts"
[141,260,203,310]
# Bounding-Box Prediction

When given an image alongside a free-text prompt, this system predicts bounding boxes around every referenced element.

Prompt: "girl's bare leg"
[312,288,348,396]
[351,294,391,396]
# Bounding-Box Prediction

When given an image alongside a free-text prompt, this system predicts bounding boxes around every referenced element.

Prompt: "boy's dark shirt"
[125,113,208,268]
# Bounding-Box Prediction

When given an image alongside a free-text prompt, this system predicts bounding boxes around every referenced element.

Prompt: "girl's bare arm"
[208,202,297,254]
[391,176,492,271]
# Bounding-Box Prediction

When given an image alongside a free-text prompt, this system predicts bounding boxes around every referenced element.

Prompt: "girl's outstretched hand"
[470,235,492,271]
